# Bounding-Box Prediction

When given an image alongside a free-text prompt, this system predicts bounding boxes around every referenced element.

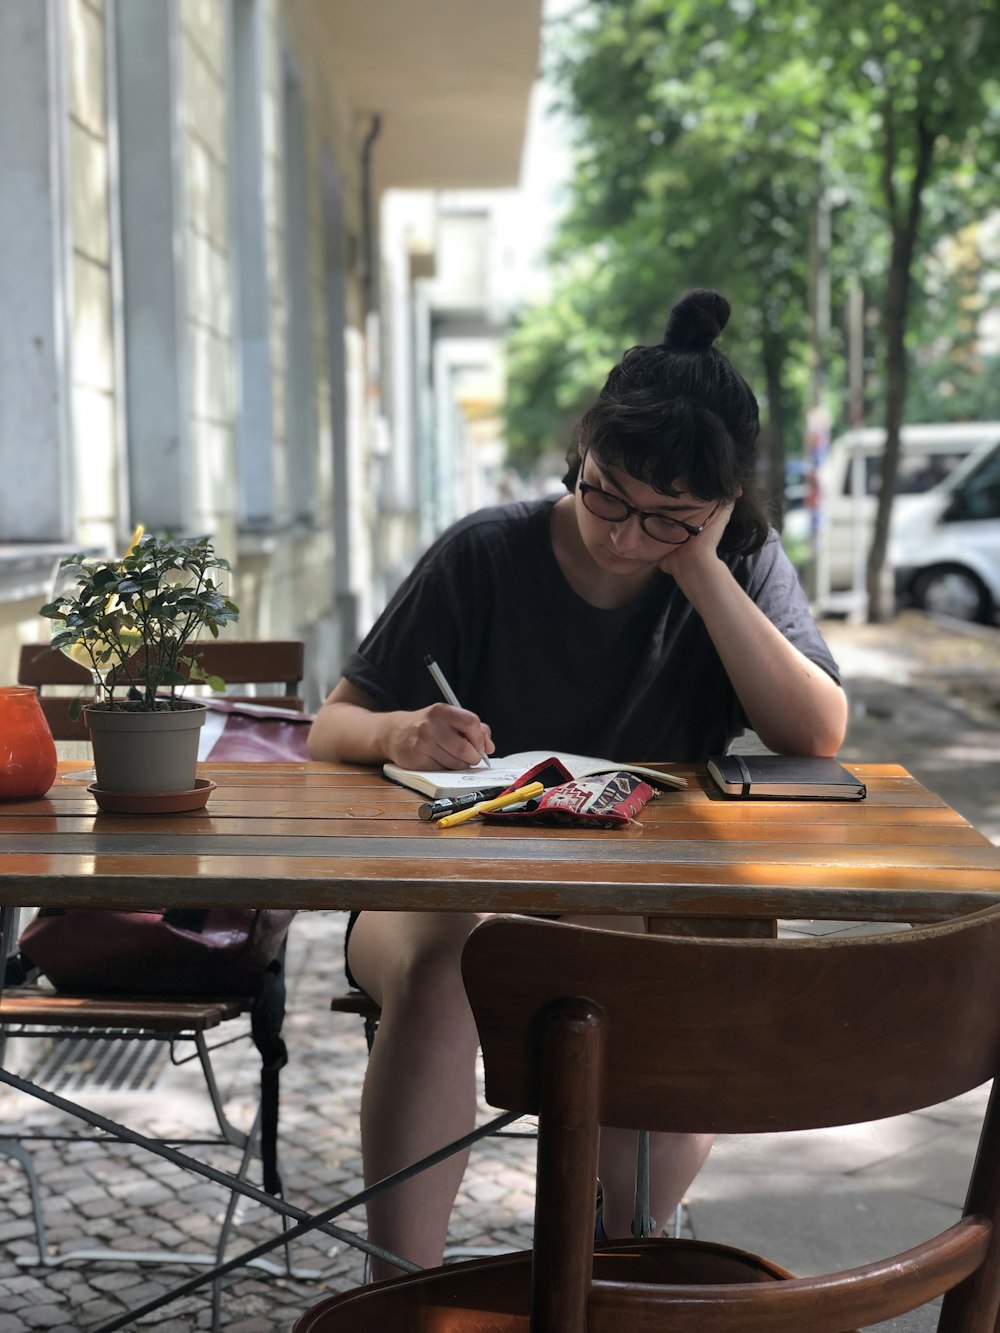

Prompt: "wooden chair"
[329,988,382,1056]
[328,981,681,1248]
[296,908,1000,1332]
[4,640,308,1324]
[0,981,293,1331]
[17,638,306,741]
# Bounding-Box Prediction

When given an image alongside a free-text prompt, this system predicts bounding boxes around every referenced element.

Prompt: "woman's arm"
[307,677,495,769]
[664,513,848,756]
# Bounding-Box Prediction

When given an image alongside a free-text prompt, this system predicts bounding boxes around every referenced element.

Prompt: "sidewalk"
[1,610,998,1329]
[821,610,1000,845]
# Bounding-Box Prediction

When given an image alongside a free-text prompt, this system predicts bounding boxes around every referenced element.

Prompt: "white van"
[890,440,1000,623]
[810,422,1000,596]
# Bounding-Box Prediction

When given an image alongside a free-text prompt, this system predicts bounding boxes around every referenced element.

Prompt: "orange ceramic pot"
[0,686,58,800]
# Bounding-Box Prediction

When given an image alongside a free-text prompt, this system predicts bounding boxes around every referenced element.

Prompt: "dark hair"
[562,289,769,554]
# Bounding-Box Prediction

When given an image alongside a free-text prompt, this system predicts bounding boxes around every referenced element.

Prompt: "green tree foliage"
[908,221,1000,423]
[504,253,628,475]
[507,0,826,508]
[805,0,1000,615]
[506,0,1000,614]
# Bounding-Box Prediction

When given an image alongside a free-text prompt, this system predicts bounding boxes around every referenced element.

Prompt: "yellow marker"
[124,523,145,557]
[435,781,545,829]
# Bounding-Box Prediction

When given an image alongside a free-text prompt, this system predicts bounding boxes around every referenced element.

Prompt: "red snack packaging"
[484,760,656,829]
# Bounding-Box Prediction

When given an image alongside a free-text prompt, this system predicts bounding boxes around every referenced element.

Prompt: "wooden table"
[2,758,999,1328]
[1,759,998,926]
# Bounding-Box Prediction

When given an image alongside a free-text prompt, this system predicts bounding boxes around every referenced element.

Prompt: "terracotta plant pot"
[85,702,206,794]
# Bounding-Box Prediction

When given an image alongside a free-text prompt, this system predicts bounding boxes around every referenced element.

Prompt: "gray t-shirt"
[343,497,840,762]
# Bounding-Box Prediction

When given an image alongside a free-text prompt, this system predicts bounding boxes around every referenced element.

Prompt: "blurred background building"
[0,0,544,706]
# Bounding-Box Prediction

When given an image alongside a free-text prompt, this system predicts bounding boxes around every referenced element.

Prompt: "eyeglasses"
[578,478,722,545]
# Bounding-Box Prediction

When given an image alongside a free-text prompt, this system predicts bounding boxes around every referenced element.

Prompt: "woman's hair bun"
[662,289,730,352]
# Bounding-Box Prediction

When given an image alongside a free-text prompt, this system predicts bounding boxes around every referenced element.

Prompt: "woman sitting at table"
[308,289,848,1277]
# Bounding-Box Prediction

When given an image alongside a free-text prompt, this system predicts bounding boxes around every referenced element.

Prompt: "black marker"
[418,788,506,822]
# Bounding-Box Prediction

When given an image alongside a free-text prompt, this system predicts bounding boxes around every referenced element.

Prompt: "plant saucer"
[87,778,217,814]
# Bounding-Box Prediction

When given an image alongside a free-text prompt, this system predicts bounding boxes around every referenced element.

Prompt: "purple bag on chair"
[200,699,315,762]
[18,906,296,996]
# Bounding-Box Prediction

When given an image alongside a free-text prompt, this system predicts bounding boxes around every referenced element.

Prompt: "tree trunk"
[761,336,786,527]
[866,118,937,622]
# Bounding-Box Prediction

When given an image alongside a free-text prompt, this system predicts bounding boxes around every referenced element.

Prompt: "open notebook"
[383,750,686,799]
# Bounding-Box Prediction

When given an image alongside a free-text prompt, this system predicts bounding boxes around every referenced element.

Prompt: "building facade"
[0,0,541,706]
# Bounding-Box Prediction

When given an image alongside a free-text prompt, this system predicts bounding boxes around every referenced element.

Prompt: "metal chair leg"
[632,1129,654,1238]
[631,1131,686,1239]
[0,1137,50,1263]
[190,1031,250,1148]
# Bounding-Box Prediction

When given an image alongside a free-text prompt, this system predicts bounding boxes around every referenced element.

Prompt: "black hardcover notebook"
[707,754,866,800]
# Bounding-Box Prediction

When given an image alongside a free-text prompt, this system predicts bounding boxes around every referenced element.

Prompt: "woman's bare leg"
[347,910,486,1279]
[560,914,714,1238]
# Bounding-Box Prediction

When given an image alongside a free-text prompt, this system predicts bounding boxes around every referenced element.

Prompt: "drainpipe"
[360,114,389,605]
[361,113,382,323]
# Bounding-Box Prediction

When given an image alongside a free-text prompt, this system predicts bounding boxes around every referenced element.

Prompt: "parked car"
[890,440,1000,624]
[810,422,1000,591]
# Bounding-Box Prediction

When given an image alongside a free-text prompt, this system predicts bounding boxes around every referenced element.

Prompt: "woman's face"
[574,450,723,573]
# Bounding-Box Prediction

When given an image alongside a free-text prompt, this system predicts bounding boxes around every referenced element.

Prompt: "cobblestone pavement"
[1,610,998,1329]
[820,611,1000,845]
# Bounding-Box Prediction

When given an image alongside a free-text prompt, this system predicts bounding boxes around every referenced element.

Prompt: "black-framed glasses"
[578,479,722,545]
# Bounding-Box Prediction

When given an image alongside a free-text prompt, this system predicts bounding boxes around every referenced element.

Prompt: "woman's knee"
[350,911,484,1029]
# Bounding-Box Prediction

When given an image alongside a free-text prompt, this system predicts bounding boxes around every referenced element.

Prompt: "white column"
[230,0,275,527]
[115,0,191,531]
[0,0,73,542]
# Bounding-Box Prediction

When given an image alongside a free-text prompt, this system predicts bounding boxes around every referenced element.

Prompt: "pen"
[435,781,545,828]
[424,654,492,768]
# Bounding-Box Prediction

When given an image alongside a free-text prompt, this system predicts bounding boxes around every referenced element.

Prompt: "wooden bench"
[18,639,306,741]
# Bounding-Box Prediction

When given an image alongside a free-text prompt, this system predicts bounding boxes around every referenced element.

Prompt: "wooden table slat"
[0,815,984,847]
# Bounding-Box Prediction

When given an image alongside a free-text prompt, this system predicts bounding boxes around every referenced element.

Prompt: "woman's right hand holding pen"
[387,703,494,770]
[307,678,494,767]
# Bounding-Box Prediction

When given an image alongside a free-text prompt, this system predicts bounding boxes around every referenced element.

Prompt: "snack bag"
[484,761,656,829]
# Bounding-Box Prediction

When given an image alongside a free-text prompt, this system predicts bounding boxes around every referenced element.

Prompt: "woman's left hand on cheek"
[658,499,734,576]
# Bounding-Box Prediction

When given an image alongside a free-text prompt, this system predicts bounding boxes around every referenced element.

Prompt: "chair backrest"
[461,910,1000,1333]
[18,640,306,740]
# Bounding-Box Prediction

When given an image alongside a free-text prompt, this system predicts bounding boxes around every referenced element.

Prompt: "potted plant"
[41,534,239,804]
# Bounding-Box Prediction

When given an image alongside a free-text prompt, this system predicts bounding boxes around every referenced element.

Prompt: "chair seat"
[329,989,380,1020]
[292,1238,860,1332]
[0,988,249,1031]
